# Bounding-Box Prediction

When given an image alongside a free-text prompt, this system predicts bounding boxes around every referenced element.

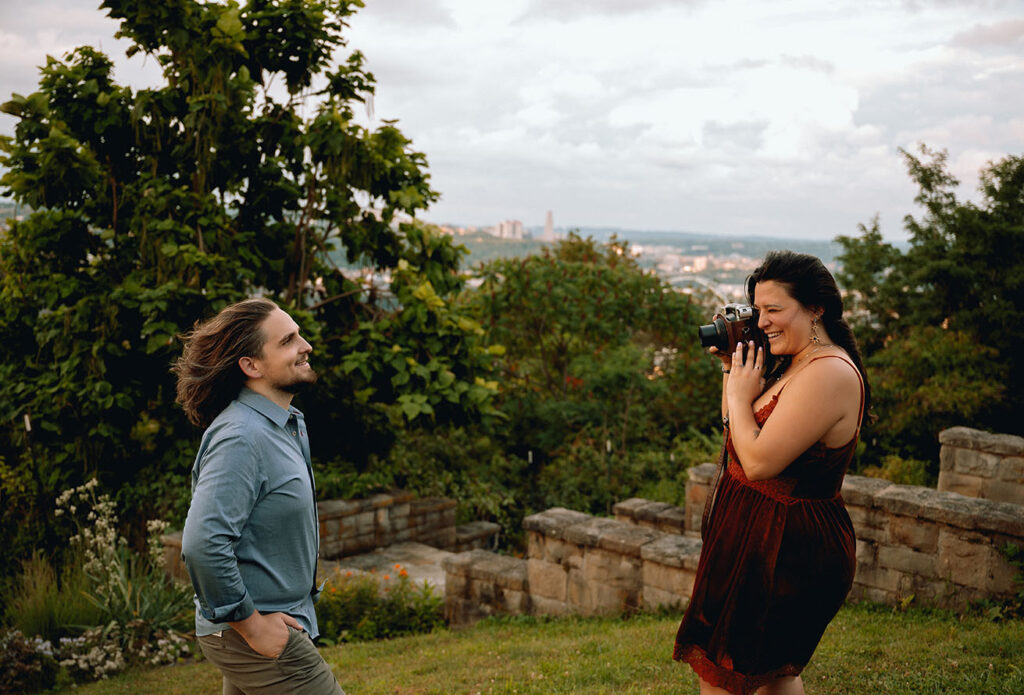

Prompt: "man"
[175,298,344,695]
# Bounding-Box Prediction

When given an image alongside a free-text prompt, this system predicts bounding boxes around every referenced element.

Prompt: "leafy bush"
[536,427,720,515]
[0,629,59,695]
[861,454,934,487]
[316,567,445,643]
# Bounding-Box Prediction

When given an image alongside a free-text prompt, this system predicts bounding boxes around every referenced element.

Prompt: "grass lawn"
[64,602,1024,694]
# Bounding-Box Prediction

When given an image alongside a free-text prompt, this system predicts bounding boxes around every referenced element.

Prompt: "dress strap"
[807,355,866,430]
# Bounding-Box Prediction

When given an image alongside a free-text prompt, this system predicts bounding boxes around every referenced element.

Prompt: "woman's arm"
[726,343,860,481]
[709,346,732,423]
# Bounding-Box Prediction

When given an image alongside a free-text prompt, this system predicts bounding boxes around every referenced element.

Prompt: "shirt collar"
[236,387,301,428]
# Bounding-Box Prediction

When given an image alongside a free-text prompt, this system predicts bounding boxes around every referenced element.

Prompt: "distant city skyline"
[1,1,1022,241]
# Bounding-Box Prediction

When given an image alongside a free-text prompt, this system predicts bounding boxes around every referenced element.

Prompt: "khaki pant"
[198,627,345,695]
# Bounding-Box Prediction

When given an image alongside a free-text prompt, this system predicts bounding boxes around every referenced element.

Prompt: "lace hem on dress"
[673,643,803,695]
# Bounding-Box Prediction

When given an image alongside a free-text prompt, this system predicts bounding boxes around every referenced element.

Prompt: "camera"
[698,304,765,354]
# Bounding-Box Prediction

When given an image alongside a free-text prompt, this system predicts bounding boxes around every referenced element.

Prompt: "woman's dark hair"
[745,250,871,418]
[172,298,278,428]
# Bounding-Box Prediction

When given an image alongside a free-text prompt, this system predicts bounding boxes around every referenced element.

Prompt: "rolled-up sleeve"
[181,429,261,624]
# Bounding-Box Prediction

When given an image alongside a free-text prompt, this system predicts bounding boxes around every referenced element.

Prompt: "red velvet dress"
[673,359,862,694]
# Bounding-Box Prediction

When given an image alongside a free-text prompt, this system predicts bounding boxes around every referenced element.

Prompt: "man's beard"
[280,368,318,394]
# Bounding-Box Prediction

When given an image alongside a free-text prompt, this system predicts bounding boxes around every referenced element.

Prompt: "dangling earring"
[810,317,821,345]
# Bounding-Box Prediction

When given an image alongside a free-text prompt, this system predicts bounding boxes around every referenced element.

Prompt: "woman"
[674,250,871,695]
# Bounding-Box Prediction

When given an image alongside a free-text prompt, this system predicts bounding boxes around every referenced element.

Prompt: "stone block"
[563,516,623,549]
[523,508,592,539]
[640,534,703,571]
[853,565,902,593]
[354,510,375,535]
[939,446,954,473]
[877,544,937,576]
[583,548,642,589]
[612,498,648,521]
[937,529,1018,594]
[642,562,695,597]
[368,492,394,509]
[444,596,478,626]
[466,552,528,591]
[391,502,411,520]
[937,472,984,498]
[848,584,893,605]
[643,585,688,611]
[634,501,676,525]
[317,498,361,519]
[655,506,688,535]
[854,539,876,566]
[527,558,567,601]
[530,595,571,617]
[887,515,939,554]
[998,457,1024,483]
[952,449,1001,478]
[445,573,468,597]
[320,539,344,559]
[875,485,1024,536]
[528,533,580,566]
[492,587,531,615]
[596,522,662,558]
[441,551,475,575]
[840,475,892,508]
[980,477,1024,506]
[688,462,719,485]
[939,427,1024,456]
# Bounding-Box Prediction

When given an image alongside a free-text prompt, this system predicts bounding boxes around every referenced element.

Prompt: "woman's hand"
[725,341,765,407]
[709,346,733,372]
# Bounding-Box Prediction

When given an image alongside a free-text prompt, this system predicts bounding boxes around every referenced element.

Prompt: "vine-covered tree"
[836,144,1022,469]
[0,0,497,565]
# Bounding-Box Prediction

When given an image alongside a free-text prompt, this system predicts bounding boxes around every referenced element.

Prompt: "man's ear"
[239,356,261,379]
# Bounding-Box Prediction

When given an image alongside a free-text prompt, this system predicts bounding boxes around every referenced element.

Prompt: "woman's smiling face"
[753,280,818,357]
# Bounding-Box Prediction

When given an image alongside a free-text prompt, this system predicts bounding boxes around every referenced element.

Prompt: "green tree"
[466,233,721,514]
[836,144,1023,468]
[0,0,496,573]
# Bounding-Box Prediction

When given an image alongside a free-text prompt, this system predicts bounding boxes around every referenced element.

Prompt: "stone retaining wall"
[317,491,457,559]
[443,509,703,625]
[162,492,499,582]
[938,427,1024,505]
[442,550,530,625]
[444,475,1024,624]
[677,470,1024,611]
[842,476,1024,608]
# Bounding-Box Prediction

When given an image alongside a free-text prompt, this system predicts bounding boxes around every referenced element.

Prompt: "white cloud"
[1,0,1022,241]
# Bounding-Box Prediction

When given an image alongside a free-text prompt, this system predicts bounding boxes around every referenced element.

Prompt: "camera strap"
[700,425,729,542]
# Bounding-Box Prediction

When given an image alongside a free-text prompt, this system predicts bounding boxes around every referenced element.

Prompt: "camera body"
[698,303,766,354]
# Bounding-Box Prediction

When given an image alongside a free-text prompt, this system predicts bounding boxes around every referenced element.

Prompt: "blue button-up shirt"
[181,388,321,638]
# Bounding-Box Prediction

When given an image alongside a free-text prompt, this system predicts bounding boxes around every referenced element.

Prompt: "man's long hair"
[173,298,278,428]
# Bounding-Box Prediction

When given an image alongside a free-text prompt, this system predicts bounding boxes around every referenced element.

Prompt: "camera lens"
[698,317,727,350]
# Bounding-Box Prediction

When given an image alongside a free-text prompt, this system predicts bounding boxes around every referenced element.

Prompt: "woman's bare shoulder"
[802,351,862,391]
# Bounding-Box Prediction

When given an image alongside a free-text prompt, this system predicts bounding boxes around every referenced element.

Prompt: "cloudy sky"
[1,0,1022,240]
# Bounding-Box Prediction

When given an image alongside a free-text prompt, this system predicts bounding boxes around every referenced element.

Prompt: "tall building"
[543,210,554,241]
[495,219,525,239]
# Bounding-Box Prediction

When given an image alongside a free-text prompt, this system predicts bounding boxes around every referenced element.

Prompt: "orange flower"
[383,574,390,580]
[345,571,353,577]
[399,569,408,577]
